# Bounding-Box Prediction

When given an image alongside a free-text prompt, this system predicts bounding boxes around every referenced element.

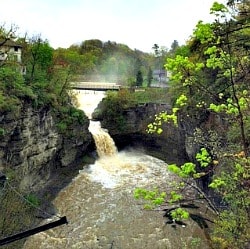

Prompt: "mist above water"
[72,90,105,119]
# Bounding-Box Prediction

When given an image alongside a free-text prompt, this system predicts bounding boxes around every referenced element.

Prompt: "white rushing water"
[24,90,211,249]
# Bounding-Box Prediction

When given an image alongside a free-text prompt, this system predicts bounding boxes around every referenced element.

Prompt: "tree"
[23,35,53,84]
[137,2,250,248]
[136,70,143,87]
[52,47,87,103]
[0,23,18,45]
[0,25,35,111]
[147,67,153,87]
[170,40,179,54]
[152,43,160,57]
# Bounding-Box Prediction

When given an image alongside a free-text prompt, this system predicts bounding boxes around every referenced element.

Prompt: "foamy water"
[87,150,169,189]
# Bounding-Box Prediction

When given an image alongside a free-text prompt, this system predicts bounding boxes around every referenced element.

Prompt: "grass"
[133,87,171,104]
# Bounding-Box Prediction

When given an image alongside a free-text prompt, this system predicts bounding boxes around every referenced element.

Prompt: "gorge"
[0,89,214,249]
[22,90,211,249]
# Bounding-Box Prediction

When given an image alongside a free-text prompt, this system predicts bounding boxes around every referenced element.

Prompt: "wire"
[0,172,68,246]
[0,170,62,219]
[5,181,62,219]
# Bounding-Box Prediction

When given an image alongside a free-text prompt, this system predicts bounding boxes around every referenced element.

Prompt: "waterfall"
[23,89,211,249]
[73,90,105,119]
[88,120,117,157]
[73,89,117,157]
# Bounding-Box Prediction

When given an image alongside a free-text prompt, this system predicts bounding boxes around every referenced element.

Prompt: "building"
[152,69,170,84]
[0,39,26,74]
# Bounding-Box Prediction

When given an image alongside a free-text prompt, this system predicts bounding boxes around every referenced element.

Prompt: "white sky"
[0,0,220,53]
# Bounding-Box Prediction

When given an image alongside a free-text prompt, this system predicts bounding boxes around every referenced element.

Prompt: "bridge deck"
[71,82,121,91]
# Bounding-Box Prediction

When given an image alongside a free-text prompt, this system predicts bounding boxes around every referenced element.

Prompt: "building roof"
[153,69,166,75]
[0,39,22,48]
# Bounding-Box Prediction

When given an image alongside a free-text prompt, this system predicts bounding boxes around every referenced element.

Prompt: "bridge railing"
[71,82,121,90]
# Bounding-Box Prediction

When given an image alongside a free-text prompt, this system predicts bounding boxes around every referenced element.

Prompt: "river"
[24,90,211,249]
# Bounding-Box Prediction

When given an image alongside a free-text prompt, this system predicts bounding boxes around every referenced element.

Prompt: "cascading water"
[24,90,211,249]
[89,121,117,157]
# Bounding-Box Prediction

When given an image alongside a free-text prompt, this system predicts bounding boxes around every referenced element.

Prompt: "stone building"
[0,39,26,74]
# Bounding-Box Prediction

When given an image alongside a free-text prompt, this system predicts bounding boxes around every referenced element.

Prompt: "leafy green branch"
[134,148,220,222]
[147,94,187,134]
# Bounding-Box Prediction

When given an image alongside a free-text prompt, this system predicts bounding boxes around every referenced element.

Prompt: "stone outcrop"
[95,100,225,165]
[94,103,188,164]
[0,102,93,192]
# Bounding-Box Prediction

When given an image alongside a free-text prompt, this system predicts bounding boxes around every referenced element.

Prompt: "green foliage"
[193,21,215,44]
[210,2,228,15]
[69,39,156,85]
[98,89,137,131]
[56,121,68,133]
[136,70,143,86]
[208,178,226,189]
[134,188,166,209]
[175,94,188,106]
[170,207,190,221]
[209,91,249,115]
[0,66,36,112]
[56,106,88,134]
[24,38,54,83]
[0,127,5,136]
[147,67,153,87]
[147,111,176,134]
[195,148,211,168]
[168,162,196,178]
[136,2,250,248]
[169,191,182,203]
[24,193,40,208]
[209,156,250,248]
[147,94,187,134]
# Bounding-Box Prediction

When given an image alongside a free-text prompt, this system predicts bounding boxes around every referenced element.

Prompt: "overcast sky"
[0,0,220,53]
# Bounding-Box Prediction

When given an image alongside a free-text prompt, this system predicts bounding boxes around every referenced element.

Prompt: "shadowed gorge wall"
[0,102,93,192]
[93,102,188,164]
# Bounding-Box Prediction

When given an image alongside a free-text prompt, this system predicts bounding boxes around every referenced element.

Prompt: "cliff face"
[95,103,188,164]
[0,102,93,192]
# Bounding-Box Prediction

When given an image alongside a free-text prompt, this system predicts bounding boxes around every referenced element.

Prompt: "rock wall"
[97,102,225,165]
[97,103,188,164]
[0,102,93,192]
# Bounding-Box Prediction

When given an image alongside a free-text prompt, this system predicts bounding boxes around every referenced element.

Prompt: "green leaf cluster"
[168,162,196,178]
[55,106,88,134]
[168,148,211,178]
[134,188,166,209]
[209,157,250,248]
[170,207,190,221]
[147,94,187,134]
[0,66,35,112]
[195,148,212,167]
[209,91,249,116]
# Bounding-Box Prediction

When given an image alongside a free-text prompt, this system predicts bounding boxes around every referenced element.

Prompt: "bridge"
[71,82,121,91]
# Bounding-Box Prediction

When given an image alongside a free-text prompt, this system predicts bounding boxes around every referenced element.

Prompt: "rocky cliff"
[0,102,93,193]
[94,103,188,164]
